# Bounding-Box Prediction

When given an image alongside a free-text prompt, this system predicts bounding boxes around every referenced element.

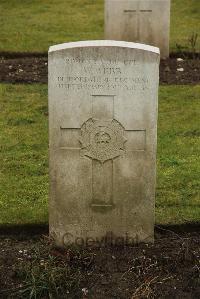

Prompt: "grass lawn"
[0,84,48,225]
[0,0,200,53]
[0,83,199,225]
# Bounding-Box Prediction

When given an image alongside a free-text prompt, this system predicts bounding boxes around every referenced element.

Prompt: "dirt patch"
[0,227,199,299]
[0,56,48,84]
[0,53,200,85]
[160,57,200,85]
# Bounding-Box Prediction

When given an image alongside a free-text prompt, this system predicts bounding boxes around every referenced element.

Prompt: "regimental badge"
[79,118,127,163]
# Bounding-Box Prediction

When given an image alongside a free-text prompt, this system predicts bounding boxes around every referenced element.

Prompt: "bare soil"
[0,53,200,85]
[0,225,199,299]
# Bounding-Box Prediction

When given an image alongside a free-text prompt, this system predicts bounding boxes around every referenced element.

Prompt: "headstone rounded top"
[49,40,160,55]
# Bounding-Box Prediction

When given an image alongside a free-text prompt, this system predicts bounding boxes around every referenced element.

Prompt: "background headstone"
[48,40,160,247]
[105,0,170,58]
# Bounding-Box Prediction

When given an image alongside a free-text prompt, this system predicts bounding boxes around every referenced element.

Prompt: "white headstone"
[48,40,160,247]
[105,0,170,58]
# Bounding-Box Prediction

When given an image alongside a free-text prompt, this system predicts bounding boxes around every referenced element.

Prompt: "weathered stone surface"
[105,0,170,58]
[48,40,160,246]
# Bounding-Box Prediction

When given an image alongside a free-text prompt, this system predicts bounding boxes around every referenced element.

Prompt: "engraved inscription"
[124,9,152,13]
[55,58,150,92]
[124,9,136,13]
[65,58,137,65]
[57,75,149,91]
[79,118,127,163]
[140,10,152,13]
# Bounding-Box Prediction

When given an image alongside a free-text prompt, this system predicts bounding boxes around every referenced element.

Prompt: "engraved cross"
[123,7,153,40]
[60,95,146,210]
